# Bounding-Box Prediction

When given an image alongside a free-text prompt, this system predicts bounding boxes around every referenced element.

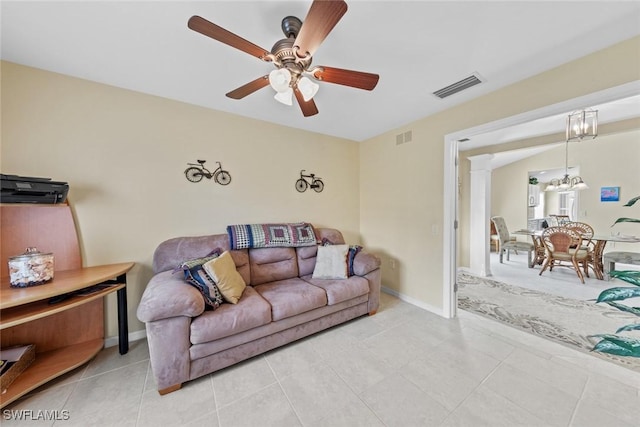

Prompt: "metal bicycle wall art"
[184,160,231,185]
[295,170,324,193]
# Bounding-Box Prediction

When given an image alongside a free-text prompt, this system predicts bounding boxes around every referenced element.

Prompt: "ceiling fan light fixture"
[298,76,319,101]
[269,68,292,93]
[274,87,293,106]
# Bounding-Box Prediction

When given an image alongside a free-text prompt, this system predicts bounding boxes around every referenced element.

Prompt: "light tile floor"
[3,292,640,426]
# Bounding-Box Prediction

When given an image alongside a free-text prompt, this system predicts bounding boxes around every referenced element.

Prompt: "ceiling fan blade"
[226,76,270,99]
[188,15,270,60]
[294,0,348,59]
[311,66,379,91]
[293,86,319,117]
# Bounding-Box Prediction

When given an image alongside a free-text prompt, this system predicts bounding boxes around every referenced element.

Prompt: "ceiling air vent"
[433,73,483,99]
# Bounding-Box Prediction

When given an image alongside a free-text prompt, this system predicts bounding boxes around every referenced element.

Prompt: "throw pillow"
[312,244,350,279]
[181,255,225,310]
[173,249,221,273]
[321,238,362,277]
[203,251,246,304]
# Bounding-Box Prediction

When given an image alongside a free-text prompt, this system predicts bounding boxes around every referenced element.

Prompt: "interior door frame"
[441,80,640,319]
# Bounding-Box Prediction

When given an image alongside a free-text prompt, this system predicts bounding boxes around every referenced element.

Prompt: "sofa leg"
[158,384,182,395]
[369,310,377,316]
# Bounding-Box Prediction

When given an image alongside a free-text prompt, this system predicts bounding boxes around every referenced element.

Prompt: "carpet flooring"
[457,272,640,373]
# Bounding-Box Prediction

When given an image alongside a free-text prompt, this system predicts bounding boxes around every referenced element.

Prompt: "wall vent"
[396,130,413,145]
[433,73,483,99]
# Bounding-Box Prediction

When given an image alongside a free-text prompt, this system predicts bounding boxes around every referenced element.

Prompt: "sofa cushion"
[203,251,246,304]
[254,278,327,321]
[303,275,370,306]
[229,250,251,285]
[249,247,299,285]
[190,286,272,344]
[312,244,349,279]
[295,245,318,277]
[153,234,230,274]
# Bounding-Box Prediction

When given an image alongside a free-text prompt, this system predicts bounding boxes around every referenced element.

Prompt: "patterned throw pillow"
[176,251,224,310]
[321,238,362,277]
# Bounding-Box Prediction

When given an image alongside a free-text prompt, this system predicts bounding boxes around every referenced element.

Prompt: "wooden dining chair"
[564,221,595,278]
[539,226,589,283]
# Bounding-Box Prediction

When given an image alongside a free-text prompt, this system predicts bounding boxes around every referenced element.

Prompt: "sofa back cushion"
[229,250,251,285]
[152,234,230,274]
[249,247,299,286]
[296,245,318,277]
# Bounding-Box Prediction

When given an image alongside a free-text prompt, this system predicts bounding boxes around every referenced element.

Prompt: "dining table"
[590,234,640,279]
[512,229,640,280]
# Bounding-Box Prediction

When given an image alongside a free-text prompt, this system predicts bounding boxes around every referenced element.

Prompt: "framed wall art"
[600,186,620,202]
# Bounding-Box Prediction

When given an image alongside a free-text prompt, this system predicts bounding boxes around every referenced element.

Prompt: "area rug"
[457,272,640,372]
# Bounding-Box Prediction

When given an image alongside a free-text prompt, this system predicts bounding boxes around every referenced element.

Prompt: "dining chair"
[549,214,571,226]
[491,216,535,267]
[539,226,589,283]
[490,220,502,252]
[564,221,596,278]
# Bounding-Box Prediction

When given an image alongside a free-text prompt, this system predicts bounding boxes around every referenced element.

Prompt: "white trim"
[442,138,458,319]
[442,80,640,318]
[104,329,147,348]
[382,286,443,316]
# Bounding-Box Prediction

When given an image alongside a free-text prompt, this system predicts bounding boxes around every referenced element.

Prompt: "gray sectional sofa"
[136,228,381,395]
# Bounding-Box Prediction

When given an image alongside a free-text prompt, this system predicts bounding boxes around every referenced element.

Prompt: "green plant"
[591,196,640,357]
[528,177,538,185]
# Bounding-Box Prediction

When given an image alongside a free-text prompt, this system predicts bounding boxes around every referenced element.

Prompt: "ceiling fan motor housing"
[271,36,311,77]
[281,16,302,38]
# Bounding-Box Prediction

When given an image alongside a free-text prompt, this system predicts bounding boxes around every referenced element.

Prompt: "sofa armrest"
[352,251,381,276]
[137,271,205,323]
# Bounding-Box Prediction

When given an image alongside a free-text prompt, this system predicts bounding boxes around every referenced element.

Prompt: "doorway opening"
[442,81,640,318]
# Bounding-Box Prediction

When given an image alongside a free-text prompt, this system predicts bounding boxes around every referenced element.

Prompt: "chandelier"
[545,109,597,192]
[566,109,598,142]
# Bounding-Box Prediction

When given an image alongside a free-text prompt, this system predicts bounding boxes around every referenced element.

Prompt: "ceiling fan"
[188,0,379,117]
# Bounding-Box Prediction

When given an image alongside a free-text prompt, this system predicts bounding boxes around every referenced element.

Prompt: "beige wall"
[1,62,361,337]
[360,36,640,311]
[2,35,640,334]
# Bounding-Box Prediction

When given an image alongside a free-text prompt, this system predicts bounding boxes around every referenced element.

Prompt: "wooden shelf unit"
[0,204,133,408]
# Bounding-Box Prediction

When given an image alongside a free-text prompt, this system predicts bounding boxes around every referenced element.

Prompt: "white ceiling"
[2,1,640,142]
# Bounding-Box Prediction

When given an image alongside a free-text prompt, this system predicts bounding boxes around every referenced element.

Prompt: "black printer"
[1,174,69,204]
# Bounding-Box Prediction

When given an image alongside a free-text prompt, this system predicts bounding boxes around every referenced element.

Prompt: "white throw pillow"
[312,244,349,279]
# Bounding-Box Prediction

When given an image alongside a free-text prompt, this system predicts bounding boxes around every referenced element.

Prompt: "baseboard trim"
[104,329,147,348]
[381,286,444,317]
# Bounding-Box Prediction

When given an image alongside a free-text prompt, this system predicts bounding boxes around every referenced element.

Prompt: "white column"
[469,154,494,277]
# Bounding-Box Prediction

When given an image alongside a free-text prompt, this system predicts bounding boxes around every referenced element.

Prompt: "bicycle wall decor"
[295,170,324,193]
[184,160,231,185]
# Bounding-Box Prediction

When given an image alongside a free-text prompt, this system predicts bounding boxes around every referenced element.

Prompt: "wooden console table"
[0,204,133,408]
[0,263,133,408]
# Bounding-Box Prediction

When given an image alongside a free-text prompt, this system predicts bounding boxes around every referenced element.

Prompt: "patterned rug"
[457,272,640,372]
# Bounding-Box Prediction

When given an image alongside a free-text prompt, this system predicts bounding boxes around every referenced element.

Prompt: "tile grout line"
[262,354,306,427]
